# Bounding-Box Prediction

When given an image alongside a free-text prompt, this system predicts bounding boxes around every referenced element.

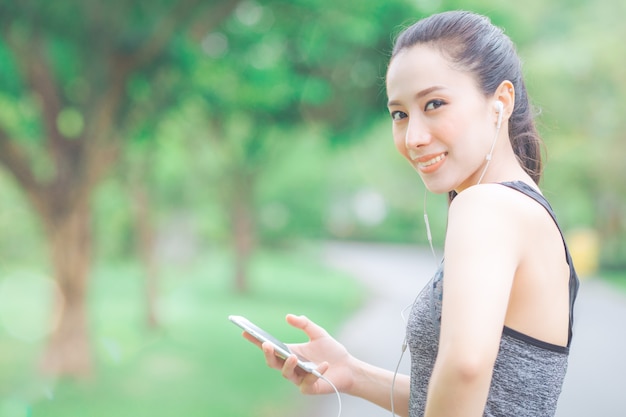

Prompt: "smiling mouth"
[417,152,447,167]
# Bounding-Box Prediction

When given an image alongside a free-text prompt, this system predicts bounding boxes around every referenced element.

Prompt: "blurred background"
[0,0,624,416]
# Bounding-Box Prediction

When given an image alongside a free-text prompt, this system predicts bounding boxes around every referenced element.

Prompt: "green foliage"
[602,270,626,293]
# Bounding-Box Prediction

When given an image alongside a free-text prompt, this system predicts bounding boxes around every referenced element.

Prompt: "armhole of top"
[497,181,580,347]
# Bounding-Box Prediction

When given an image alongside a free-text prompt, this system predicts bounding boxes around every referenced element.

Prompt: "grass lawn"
[0,247,364,417]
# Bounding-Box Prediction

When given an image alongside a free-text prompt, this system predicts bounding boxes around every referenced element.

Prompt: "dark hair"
[391,11,543,200]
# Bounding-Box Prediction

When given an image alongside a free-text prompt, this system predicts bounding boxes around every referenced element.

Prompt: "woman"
[244,11,579,417]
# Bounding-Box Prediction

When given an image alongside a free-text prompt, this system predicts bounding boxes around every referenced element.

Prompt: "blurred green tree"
[0,0,243,377]
[181,0,421,292]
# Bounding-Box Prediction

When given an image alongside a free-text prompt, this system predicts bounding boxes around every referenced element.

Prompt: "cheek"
[437,119,459,140]
[391,126,408,158]
[440,120,474,156]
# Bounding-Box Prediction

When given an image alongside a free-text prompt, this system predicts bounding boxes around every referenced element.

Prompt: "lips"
[418,153,447,167]
[411,152,447,174]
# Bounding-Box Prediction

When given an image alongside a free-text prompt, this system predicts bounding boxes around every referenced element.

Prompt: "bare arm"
[348,357,411,416]
[425,185,521,416]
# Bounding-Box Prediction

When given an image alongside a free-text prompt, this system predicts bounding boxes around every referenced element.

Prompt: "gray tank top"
[406,181,580,417]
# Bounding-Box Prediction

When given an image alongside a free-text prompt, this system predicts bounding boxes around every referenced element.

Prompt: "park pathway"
[300,241,626,417]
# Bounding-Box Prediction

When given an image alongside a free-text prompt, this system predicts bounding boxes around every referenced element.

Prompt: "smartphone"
[228,315,319,375]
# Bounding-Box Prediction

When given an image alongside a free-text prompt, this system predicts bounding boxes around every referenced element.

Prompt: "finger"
[300,371,322,394]
[281,354,303,384]
[298,361,330,395]
[242,331,262,348]
[286,314,329,340]
[262,342,286,370]
[315,361,330,375]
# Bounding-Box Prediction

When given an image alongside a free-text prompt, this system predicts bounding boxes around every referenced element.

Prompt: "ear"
[493,80,515,122]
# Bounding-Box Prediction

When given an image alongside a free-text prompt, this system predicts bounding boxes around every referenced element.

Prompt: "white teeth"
[418,153,446,167]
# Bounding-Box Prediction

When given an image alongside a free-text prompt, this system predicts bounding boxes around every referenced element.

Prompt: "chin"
[421,178,455,195]
[427,187,453,195]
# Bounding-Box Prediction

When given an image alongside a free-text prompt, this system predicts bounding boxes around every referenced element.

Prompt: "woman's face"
[386,45,497,194]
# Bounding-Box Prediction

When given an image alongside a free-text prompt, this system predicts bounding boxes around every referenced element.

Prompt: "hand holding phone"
[228,315,321,376]
[229,314,344,417]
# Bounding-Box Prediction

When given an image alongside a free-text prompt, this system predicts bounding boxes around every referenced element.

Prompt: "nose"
[404,118,431,159]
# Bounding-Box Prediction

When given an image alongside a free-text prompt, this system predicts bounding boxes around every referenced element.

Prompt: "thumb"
[286,314,328,341]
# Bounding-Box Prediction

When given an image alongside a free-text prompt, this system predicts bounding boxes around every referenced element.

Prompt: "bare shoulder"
[449,183,542,224]
[446,183,545,251]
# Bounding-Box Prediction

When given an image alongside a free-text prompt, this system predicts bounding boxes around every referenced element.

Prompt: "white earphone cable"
[423,191,438,264]
[390,190,440,417]
[477,104,503,185]
[313,370,342,417]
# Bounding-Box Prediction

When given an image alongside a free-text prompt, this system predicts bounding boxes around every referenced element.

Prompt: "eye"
[424,99,445,111]
[390,110,407,121]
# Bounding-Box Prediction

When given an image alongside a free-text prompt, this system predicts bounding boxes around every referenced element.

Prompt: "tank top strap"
[499,182,559,236]
[497,181,580,346]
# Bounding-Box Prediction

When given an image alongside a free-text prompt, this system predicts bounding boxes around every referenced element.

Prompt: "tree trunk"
[130,182,159,328]
[230,173,255,293]
[39,198,93,377]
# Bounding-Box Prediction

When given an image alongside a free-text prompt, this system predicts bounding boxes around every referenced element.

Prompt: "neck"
[456,140,531,193]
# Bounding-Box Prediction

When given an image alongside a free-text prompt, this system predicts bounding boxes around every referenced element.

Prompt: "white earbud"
[495,101,504,130]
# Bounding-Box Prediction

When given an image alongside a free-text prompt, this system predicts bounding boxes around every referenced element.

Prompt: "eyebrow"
[387,85,446,107]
